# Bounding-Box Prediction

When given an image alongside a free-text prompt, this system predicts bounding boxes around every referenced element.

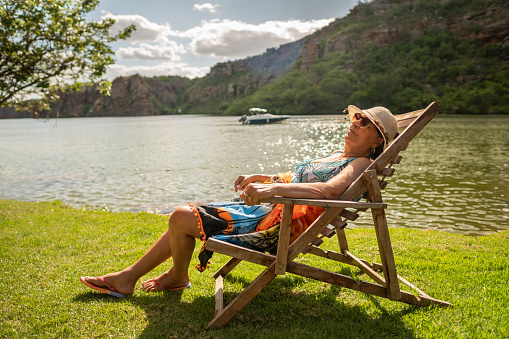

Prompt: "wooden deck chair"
[205,101,452,329]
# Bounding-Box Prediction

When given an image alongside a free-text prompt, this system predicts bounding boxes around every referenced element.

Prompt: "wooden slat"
[311,237,324,246]
[371,209,399,298]
[339,209,359,221]
[397,274,432,299]
[330,218,347,229]
[307,246,378,270]
[206,238,275,266]
[213,257,242,279]
[321,226,336,238]
[307,246,348,262]
[391,155,403,164]
[274,203,294,275]
[261,197,386,209]
[379,168,395,177]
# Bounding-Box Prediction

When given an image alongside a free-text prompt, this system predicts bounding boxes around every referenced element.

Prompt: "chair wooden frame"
[205,102,452,329]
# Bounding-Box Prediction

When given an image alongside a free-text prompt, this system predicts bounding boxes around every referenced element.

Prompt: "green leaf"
[0,0,135,108]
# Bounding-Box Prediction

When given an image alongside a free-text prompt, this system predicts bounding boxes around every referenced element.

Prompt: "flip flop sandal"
[79,276,128,298]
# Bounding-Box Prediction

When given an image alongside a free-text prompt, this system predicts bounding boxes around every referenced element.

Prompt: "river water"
[0,114,508,235]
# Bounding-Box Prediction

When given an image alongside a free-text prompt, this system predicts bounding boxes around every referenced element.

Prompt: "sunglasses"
[352,113,373,128]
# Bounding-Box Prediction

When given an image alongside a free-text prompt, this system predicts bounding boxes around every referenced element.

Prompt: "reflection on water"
[0,114,508,235]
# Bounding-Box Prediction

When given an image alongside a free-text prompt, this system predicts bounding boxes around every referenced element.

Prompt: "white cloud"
[117,39,186,61]
[102,12,187,62]
[193,3,219,13]
[101,11,172,43]
[103,11,333,60]
[100,12,334,78]
[106,63,210,80]
[181,18,334,58]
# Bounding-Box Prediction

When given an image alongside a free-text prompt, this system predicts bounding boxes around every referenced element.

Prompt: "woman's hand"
[234,174,272,192]
[240,183,277,206]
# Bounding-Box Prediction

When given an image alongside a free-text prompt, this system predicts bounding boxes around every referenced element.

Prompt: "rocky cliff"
[182,38,305,111]
[42,75,191,118]
[298,0,508,73]
[0,106,32,119]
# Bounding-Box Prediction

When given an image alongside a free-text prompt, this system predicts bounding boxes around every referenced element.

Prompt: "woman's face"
[344,113,384,151]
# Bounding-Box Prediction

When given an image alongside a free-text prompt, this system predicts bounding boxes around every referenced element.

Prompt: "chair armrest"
[260,197,386,209]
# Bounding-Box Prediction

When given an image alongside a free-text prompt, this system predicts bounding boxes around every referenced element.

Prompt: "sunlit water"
[1,114,508,235]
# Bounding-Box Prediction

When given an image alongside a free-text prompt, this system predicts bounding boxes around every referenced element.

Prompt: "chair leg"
[364,169,401,300]
[371,208,401,300]
[206,264,277,329]
[214,275,224,316]
[275,203,294,275]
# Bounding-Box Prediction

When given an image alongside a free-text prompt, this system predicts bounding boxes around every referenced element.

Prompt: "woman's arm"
[241,158,371,205]
[234,174,273,192]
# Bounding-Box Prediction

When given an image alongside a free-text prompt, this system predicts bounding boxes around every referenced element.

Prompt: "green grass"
[1,199,507,338]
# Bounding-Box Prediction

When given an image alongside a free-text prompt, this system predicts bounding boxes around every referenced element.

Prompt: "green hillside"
[228,29,508,115]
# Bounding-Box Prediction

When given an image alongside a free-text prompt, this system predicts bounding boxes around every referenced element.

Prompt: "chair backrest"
[338,102,441,202]
[326,102,441,228]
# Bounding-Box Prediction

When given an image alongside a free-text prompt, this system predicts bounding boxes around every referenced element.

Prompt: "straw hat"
[347,105,398,149]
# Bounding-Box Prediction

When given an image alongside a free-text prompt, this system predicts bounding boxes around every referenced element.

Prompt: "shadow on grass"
[74,271,421,338]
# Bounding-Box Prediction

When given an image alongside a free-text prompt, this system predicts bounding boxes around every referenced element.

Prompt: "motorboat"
[239,108,290,125]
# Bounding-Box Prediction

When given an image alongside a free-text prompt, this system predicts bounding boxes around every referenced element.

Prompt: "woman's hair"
[370,131,399,160]
[370,143,384,160]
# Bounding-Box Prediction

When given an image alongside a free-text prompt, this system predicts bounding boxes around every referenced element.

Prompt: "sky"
[87,0,360,80]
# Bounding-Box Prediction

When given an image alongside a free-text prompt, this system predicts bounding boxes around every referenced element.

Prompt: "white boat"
[239,108,290,125]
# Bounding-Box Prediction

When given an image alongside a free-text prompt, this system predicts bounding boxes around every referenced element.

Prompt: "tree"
[0,0,135,111]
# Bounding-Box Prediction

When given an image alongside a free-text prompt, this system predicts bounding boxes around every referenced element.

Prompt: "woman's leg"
[142,206,201,291]
[84,206,201,294]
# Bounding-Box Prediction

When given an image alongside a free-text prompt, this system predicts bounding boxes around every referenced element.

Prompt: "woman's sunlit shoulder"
[350,157,372,168]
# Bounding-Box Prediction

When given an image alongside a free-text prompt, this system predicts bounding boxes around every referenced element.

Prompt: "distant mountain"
[3,0,507,118]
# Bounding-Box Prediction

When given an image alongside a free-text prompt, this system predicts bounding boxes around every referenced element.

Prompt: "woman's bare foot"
[142,270,190,292]
[84,271,137,296]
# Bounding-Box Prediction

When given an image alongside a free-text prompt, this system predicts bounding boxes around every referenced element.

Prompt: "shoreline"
[2,112,509,120]
[2,198,507,236]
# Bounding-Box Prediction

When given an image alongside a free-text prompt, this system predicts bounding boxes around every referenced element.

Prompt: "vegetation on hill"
[227,29,508,115]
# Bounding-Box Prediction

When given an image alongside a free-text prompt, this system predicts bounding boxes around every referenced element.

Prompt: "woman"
[80,105,398,298]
